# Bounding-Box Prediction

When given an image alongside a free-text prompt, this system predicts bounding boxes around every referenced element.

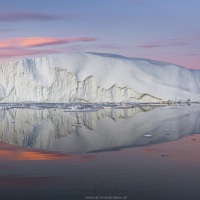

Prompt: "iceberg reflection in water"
[0,104,200,153]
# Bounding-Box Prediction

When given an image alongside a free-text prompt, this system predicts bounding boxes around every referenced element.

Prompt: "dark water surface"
[0,105,200,200]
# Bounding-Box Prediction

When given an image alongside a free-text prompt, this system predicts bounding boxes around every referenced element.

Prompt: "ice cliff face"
[0,52,200,103]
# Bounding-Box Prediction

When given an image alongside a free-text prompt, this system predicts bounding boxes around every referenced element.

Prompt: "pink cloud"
[0,37,96,61]
[138,39,188,48]
[0,37,96,49]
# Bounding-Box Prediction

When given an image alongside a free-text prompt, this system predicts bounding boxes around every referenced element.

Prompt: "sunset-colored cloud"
[0,37,96,49]
[138,39,188,48]
[0,37,96,60]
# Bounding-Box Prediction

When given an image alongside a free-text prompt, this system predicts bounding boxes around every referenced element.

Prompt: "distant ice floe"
[143,134,153,138]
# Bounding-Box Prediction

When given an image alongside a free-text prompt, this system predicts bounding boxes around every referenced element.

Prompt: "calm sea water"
[0,105,200,200]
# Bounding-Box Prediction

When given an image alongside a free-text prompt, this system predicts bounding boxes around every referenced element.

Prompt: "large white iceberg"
[0,52,200,103]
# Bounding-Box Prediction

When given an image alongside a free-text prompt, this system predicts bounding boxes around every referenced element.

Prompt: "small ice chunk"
[143,134,153,138]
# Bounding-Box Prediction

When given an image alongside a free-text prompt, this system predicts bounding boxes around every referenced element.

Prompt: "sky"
[0,0,200,69]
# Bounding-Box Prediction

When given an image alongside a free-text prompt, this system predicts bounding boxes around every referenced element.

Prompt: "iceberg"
[0,52,200,103]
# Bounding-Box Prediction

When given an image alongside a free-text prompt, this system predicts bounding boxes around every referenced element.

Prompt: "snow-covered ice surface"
[0,104,200,153]
[1,52,200,103]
